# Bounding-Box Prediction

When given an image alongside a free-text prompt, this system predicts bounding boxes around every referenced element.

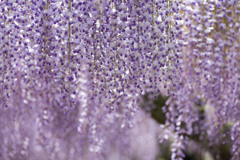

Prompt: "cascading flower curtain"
[0,0,239,160]
[161,0,240,159]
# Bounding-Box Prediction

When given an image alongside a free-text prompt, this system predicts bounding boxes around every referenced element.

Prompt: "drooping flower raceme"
[162,0,240,159]
[0,0,239,160]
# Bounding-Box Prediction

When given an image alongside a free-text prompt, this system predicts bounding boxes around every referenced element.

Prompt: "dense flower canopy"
[0,0,239,160]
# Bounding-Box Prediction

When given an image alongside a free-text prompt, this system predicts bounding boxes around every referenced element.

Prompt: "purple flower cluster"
[0,0,239,160]
[162,0,240,159]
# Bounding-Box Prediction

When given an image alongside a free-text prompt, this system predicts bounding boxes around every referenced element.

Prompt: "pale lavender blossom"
[0,0,239,160]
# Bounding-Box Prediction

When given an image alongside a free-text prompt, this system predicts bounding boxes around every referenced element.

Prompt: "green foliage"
[142,94,168,124]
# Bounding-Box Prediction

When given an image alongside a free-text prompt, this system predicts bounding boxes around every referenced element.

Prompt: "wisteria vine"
[0,0,239,160]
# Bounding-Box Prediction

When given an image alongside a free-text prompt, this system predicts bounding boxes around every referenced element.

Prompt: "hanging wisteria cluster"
[0,0,239,160]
